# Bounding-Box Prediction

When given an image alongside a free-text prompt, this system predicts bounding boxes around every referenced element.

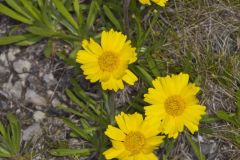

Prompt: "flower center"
[124,132,145,155]
[164,95,185,116]
[98,52,119,72]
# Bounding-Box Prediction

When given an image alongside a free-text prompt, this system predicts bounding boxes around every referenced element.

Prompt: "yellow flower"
[139,0,168,7]
[103,112,164,160]
[144,73,206,138]
[76,29,138,91]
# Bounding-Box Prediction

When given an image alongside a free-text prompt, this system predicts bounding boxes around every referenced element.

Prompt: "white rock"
[0,53,8,67]
[33,111,46,122]
[9,81,22,99]
[43,73,56,86]
[25,89,47,106]
[8,47,20,61]
[23,123,42,142]
[51,98,61,107]
[13,59,31,73]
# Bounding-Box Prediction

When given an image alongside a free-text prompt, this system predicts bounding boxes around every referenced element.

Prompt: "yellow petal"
[82,39,103,56]
[101,77,124,91]
[105,125,126,141]
[134,153,158,160]
[139,0,151,5]
[124,112,143,131]
[103,148,123,159]
[122,70,138,85]
[115,112,129,134]
[76,50,98,64]
[101,29,127,52]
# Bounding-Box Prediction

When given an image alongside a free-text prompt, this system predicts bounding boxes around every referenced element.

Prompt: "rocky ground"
[0,15,82,160]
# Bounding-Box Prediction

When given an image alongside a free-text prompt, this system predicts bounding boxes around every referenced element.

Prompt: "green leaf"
[73,0,80,21]
[20,0,41,21]
[5,0,32,19]
[0,122,7,139]
[216,111,238,126]
[103,5,122,31]
[185,133,206,160]
[86,0,98,30]
[15,35,42,46]
[62,118,91,141]
[49,148,91,156]
[0,4,32,24]
[200,115,220,123]
[27,26,54,37]
[44,40,53,58]
[0,34,34,45]
[146,53,160,77]
[130,65,153,86]
[52,0,79,30]
[162,139,174,160]
[7,113,21,154]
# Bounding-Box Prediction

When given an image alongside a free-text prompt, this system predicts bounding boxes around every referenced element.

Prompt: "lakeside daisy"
[103,112,164,160]
[76,29,138,91]
[144,73,206,138]
[139,0,168,7]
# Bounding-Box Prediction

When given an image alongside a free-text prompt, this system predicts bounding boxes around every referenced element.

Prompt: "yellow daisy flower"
[103,112,164,160]
[139,0,168,7]
[144,73,206,138]
[76,29,138,91]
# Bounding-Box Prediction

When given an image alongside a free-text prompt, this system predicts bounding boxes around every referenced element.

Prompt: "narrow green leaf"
[16,35,42,46]
[130,65,153,86]
[86,0,98,30]
[71,79,97,106]
[65,89,87,110]
[20,0,41,21]
[73,0,80,21]
[0,147,11,157]
[0,4,32,24]
[5,0,32,19]
[52,0,79,30]
[49,148,91,156]
[7,113,21,154]
[103,5,122,31]
[44,40,53,58]
[200,115,220,123]
[0,34,34,45]
[0,122,7,139]
[146,53,160,77]
[185,133,206,160]
[27,26,54,37]
[62,118,91,141]
[216,111,237,126]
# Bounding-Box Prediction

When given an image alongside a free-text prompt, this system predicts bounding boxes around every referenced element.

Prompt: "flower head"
[139,0,168,7]
[144,73,206,138]
[103,112,164,160]
[76,29,138,91]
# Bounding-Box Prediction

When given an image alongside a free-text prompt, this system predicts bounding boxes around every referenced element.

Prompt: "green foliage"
[49,79,110,158]
[0,113,21,158]
[185,132,206,160]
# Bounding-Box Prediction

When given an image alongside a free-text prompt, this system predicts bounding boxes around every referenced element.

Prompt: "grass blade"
[0,4,32,24]
[0,34,34,45]
[185,133,205,160]
[62,118,91,141]
[5,0,32,19]
[49,148,91,157]
[86,0,98,30]
[52,0,78,30]
[103,5,122,31]
[20,0,41,21]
